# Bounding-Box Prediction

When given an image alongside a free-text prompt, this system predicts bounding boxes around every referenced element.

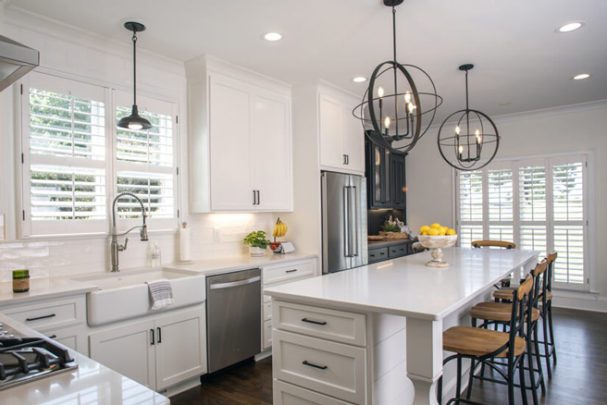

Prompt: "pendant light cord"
[132,30,137,106]
[392,5,399,136]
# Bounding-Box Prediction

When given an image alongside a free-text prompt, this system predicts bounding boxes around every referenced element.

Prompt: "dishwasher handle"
[209,276,261,290]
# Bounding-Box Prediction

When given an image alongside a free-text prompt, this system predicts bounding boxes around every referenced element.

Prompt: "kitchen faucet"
[110,192,148,272]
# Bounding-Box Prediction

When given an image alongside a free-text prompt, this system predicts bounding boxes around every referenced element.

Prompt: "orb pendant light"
[352,0,443,153]
[118,21,152,131]
[437,64,500,171]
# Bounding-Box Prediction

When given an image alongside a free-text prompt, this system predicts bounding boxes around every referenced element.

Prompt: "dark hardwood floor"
[171,308,607,405]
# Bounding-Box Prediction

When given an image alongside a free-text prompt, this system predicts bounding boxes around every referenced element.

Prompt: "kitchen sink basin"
[73,268,206,326]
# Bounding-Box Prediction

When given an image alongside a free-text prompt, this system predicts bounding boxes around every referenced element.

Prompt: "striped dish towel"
[147,279,174,310]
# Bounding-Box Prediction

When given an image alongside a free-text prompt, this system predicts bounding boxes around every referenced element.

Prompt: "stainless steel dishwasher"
[206,268,261,373]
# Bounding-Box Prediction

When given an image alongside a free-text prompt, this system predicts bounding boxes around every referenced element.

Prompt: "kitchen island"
[265,247,538,405]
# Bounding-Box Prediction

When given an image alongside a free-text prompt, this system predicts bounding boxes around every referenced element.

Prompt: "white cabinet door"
[343,101,365,174]
[251,92,292,211]
[319,94,345,170]
[154,307,207,390]
[43,325,88,355]
[89,319,156,389]
[209,74,253,210]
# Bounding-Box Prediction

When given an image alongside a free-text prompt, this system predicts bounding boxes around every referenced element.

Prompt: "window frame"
[455,152,593,292]
[18,72,180,238]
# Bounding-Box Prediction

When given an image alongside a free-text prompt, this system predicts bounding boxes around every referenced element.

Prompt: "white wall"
[407,101,607,311]
[0,8,275,281]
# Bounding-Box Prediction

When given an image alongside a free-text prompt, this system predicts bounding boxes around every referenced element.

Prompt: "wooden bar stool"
[468,261,549,405]
[539,252,557,378]
[472,240,518,290]
[439,275,534,405]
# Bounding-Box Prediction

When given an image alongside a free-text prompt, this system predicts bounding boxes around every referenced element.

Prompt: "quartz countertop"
[0,313,169,405]
[164,252,318,276]
[265,248,538,321]
[0,277,97,306]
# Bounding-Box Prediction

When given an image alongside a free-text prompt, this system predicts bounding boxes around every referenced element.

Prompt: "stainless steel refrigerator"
[321,171,368,274]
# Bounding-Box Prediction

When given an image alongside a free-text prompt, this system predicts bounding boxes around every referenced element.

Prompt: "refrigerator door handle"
[350,185,359,257]
[343,186,350,258]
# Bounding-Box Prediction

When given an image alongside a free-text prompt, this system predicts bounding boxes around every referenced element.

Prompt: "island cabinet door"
[89,319,156,389]
[273,330,367,405]
[154,307,207,390]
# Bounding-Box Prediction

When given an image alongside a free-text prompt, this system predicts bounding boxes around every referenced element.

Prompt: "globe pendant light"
[352,0,442,153]
[118,21,152,131]
[437,64,499,171]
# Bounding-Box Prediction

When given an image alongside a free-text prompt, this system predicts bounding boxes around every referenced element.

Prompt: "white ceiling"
[7,0,607,120]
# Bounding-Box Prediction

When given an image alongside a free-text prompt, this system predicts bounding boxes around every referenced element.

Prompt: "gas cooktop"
[0,322,78,391]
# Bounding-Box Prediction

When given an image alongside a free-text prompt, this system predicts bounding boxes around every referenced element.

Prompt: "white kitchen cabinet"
[89,318,156,388]
[318,89,365,175]
[188,56,293,213]
[89,304,206,391]
[154,307,206,390]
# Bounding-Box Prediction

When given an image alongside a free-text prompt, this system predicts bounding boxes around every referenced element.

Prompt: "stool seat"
[444,326,526,357]
[471,302,541,322]
[493,287,515,301]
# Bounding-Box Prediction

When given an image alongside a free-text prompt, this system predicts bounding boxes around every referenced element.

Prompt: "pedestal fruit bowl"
[418,235,458,268]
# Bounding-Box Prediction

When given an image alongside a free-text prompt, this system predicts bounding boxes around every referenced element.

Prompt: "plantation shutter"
[519,162,548,257]
[22,73,108,236]
[487,166,514,242]
[457,171,483,247]
[114,91,178,229]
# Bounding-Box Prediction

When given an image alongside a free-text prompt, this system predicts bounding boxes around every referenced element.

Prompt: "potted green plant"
[243,230,270,257]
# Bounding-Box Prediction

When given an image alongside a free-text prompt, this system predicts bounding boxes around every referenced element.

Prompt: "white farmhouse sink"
[74,268,206,326]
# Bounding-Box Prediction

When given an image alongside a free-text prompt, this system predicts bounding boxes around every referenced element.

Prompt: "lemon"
[428,228,440,236]
[446,228,456,236]
[420,225,431,234]
[430,223,441,229]
[440,226,448,235]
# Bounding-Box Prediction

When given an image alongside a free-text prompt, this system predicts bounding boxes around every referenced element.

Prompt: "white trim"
[551,290,607,313]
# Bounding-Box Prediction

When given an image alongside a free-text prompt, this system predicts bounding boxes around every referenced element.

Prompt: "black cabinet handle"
[26,313,56,322]
[157,327,162,343]
[285,269,298,274]
[257,190,261,205]
[47,334,57,339]
[346,155,349,165]
[301,317,327,326]
[302,360,328,370]
[150,329,155,345]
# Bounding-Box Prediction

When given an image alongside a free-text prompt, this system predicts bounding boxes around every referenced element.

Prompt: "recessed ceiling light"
[352,76,367,83]
[557,21,584,33]
[263,32,283,42]
[573,73,591,80]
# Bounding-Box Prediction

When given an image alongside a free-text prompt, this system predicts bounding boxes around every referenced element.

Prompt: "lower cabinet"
[89,305,206,390]
[274,380,354,405]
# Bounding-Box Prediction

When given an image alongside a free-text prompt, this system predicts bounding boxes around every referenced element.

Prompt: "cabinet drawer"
[273,301,366,346]
[274,380,354,405]
[273,330,366,405]
[263,319,273,349]
[3,295,85,331]
[263,259,316,285]
[368,247,388,264]
[388,244,408,259]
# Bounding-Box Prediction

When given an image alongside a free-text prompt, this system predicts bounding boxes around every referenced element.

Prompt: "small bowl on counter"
[418,235,458,268]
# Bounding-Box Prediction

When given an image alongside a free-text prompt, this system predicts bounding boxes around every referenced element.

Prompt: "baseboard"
[551,290,607,313]
[255,349,272,361]
[161,376,201,398]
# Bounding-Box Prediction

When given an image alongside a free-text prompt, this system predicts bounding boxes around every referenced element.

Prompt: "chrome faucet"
[110,192,149,272]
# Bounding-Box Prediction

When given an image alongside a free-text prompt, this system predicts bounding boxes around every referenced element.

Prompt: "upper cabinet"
[187,56,293,213]
[365,138,407,211]
[318,88,365,175]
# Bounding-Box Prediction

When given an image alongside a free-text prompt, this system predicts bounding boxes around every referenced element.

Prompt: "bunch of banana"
[272,218,288,242]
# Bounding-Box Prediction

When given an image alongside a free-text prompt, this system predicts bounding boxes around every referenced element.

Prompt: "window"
[456,154,590,290]
[20,73,179,237]
[22,73,108,235]
[114,91,177,229]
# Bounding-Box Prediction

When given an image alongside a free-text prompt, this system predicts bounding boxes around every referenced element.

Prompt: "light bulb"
[404,91,411,103]
[378,86,384,98]
[384,116,391,129]
[129,122,143,130]
[475,129,482,144]
[458,145,464,154]
[407,103,416,113]
[455,126,461,135]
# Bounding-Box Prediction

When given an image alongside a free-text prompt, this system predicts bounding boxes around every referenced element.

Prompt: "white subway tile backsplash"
[0,213,276,281]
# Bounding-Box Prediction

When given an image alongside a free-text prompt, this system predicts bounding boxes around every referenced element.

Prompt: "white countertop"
[0,277,97,306]
[164,252,317,276]
[0,313,169,405]
[265,248,538,320]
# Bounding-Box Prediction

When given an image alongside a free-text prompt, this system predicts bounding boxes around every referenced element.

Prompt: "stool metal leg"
[519,354,528,405]
[465,358,475,400]
[548,302,557,366]
[542,308,552,379]
[533,321,546,395]
[527,336,539,405]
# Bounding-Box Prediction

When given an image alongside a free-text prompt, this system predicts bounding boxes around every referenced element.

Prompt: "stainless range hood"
[0,35,39,92]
